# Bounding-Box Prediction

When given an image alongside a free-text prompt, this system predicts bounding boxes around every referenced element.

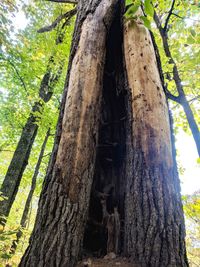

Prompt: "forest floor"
[77,256,139,267]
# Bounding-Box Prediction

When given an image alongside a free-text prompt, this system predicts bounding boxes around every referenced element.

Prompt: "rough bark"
[10,128,50,254]
[19,1,118,266]
[0,57,62,226]
[124,15,188,266]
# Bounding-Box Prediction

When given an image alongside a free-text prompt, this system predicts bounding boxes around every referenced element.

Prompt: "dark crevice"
[83,4,127,258]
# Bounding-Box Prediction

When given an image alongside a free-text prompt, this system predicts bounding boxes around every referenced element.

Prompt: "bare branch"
[164,0,176,32]
[153,11,163,33]
[189,95,200,104]
[37,8,76,33]
[172,12,200,22]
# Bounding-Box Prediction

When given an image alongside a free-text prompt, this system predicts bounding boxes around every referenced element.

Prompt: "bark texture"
[124,15,188,266]
[0,57,62,226]
[19,1,117,266]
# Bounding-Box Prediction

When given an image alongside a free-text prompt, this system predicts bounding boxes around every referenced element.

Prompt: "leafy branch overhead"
[37,8,77,33]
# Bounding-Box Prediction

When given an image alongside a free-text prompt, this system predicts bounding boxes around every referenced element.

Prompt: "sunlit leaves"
[125,0,154,29]
[144,0,154,17]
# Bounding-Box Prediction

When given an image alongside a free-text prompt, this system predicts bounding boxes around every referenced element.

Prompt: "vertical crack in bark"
[83,3,127,257]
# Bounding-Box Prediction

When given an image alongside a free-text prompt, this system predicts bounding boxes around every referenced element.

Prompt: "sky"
[176,130,200,195]
[6,2,200,196]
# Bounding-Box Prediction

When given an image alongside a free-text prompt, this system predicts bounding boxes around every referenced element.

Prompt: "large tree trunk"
[10,128,51,254]
[19,1,118,266]
[20,1,188,267]
[123,16,188,266]
[0,57,62,226]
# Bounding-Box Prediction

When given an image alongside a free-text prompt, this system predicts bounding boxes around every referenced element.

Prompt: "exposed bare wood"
[124,16,172,166]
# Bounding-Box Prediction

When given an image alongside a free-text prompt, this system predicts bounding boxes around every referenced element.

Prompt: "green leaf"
[190,29,196,37]
[144,0,154,17]
[187,35,195,44]
[197,158,200,164]
[125,3,140,18]
[140,16,151,29]
[126,0,133,6]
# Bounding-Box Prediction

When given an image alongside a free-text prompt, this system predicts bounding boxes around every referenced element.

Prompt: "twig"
[37,8,76,33]
[0,57,28,95]
[164,0,176,32]
[172,13,200,22]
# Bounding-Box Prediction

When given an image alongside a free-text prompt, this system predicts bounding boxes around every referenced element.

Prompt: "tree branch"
[165,89,181,103]
[172,12,200,22]
[164,0,176,32]
[37,8,76,33]
[47,0,78,4]
[2,57,28,95]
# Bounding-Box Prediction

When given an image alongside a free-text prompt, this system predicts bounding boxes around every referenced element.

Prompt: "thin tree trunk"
[19,1,118,266]
[0,58,62,226]
[154,12,200,157]
[123,15,188,266]
[10,128,51,254]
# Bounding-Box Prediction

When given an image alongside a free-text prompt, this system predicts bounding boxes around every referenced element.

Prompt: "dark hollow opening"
[83,5,127,258]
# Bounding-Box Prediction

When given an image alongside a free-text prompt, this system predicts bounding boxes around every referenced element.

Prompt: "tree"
[10,128,51,254]
[153,2,200,157]
[19,0,189,267]
[0,56,63,226]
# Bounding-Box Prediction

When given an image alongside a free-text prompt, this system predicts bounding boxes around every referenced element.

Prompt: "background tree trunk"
[123,16,188,266]
[19,1,118,266]
[0,57,62,226]
[10,128,51,254]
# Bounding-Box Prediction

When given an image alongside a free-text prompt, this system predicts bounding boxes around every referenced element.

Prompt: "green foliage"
[152,0,200,136]
[144,0,154,17]
[125,0,153,29]
[183,193,200,266]
[0,0,74,265]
